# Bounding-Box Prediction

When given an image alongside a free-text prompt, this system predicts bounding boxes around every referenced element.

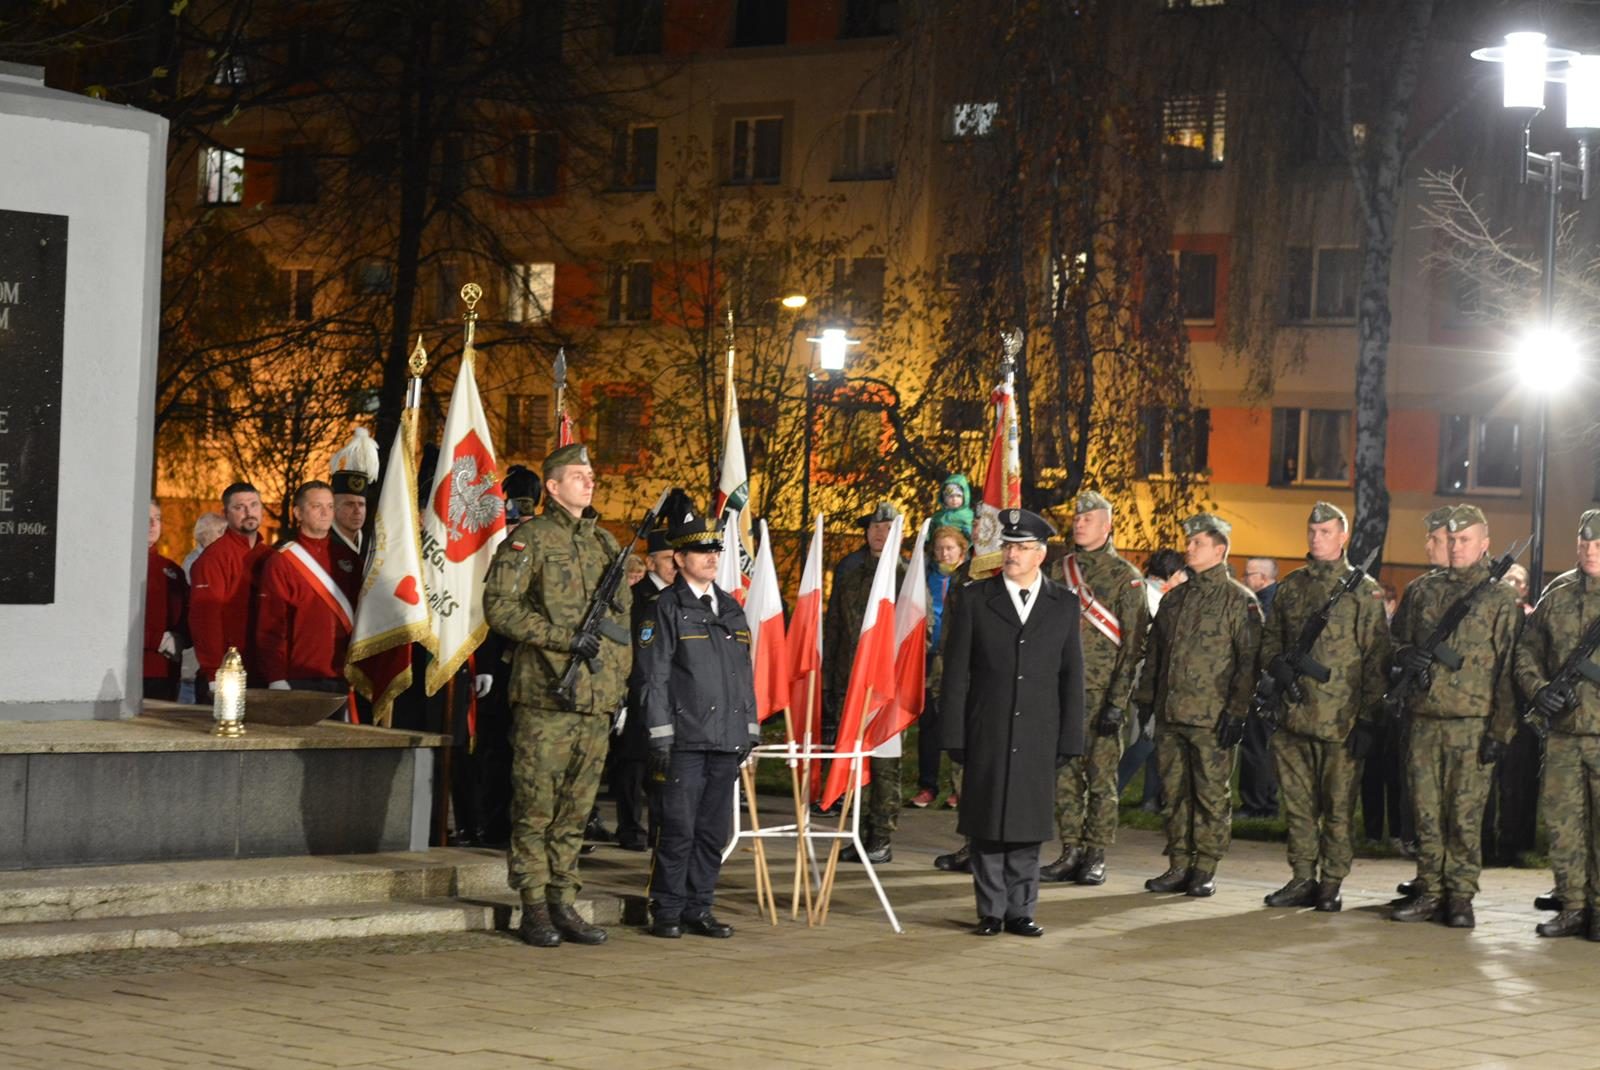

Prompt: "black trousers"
[1237,714,1279,815]
[651,750,740,921]
[971,840,1042,921]
[1360,726,1406,842]
[614,757,649,847]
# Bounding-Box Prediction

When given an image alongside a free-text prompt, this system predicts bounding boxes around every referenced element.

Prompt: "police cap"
[999,508,1056,544]
[668,515,723,552]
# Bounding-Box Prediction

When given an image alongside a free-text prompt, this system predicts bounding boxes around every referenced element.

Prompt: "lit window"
[946,102,999,139]
[200,147,244,205]
[1271,408,1351,486]
[1162,91,1226,168]
[507,262,555,324]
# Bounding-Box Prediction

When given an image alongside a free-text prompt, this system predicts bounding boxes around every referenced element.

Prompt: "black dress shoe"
[1185,870,1217,897]
[584,815,614,843]
[649,918,683,939]
[1074,848,1107,885]
[1039,845,1084,883]
[1537,909,1587,938]
[972,916,1003,936]
[617,838,648,852]
[1004,917,1044,937]
[682,912,735,938]
[1535,889,1564,912]
[517,904,562,948]
[1445,897,1475,929]
[1314,879,1343,913]
[1145,865,1191,893]
[934,844,972,873]
[1264,877,1318,908]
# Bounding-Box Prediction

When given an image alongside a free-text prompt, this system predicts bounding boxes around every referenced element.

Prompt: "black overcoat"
[620,574,667,760]
[939,575,1086,843]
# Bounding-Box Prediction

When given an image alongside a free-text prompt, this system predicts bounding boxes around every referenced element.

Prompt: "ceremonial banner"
[971,377,1021,572]
[422,349,506,693]
[745,520,789,723]
[866,519,930,750]
[718,507,749,604]
[346,409,435,725]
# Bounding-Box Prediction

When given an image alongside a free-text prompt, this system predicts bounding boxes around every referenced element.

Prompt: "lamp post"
[801,328,861,548]
[1472,32,1596,589]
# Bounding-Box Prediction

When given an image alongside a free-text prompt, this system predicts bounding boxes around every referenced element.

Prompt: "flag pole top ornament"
[1001,328,1023,368]
[408,335,428,377]
[460,282,483,314]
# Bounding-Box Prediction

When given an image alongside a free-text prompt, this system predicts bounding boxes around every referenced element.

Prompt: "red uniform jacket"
[188,528,272,680]
[143,549,189,682]
[256,533,355,684]
[330,530,364,604]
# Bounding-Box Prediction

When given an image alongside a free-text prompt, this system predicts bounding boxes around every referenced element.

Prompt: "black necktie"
[701,593,714,613]
[1019,589,1030,606]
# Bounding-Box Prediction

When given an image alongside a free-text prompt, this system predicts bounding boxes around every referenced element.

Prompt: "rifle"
[1222,548,1378,746]
[1523,609,1600,740]
[552,487,674,708]
[1381,535,1531,723]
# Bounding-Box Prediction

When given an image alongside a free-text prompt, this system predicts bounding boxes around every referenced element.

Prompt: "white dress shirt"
[1004,573,1043,624]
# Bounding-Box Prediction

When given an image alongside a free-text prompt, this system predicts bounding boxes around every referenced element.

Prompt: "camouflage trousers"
[866,755,901,843]
[1056,728,1124,849]
[1271,729,1360,881]
[507,705,611,907]
[1540,733,1600,910]
[1407,717,1492,898]
[1157,722,1235,871]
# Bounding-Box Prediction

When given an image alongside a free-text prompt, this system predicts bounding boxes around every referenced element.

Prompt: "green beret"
[1075,490,1113,515]
[1447,504,1488,532]
[1423,506,1454,532]
[1182,513,1231,540]
[543,443,590,478]
[1308,501,1347,527]
[1580,509,1600,542]
[858,501,901,528]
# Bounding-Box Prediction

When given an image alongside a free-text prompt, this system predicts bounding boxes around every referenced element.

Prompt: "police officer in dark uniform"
[637,514,761,939]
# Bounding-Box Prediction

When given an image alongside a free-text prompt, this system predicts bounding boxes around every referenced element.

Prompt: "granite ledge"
[0,710,446,754]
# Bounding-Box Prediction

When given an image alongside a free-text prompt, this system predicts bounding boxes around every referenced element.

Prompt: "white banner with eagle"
[421,348,506,694]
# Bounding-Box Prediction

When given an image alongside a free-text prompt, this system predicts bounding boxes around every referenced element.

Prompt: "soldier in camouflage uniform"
[1135,513,1262,897]
[1041,491,1149,885]
[483,443,632,948]
[1389,504,1521,929]
[825,502,906,863]
[1517,510,1600,940]
[1259,502,1390,913]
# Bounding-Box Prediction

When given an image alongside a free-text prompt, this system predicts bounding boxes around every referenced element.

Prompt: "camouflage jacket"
[1515,568,1600,736]
[823,549,905,720]
[1134,561,1262,728]
[1059,543,1149,713]
[482,505,631,714]
[1389,559,1519,741]
[1259,555,1391,741]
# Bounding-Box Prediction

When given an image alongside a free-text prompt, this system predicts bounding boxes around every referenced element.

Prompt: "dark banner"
[0,209,69,604]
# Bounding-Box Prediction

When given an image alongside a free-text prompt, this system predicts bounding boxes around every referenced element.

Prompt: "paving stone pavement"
[2,804,1597,1069]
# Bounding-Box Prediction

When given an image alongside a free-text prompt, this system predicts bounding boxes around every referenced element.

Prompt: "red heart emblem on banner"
[394,575,421,605]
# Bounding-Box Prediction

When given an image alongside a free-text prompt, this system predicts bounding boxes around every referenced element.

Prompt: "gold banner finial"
[460,282,482,355]
[409,334,428,377]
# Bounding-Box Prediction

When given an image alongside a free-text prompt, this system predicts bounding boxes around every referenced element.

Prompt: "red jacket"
[143,549,189,681]
[188,527,272,679]
[256,533,354,683]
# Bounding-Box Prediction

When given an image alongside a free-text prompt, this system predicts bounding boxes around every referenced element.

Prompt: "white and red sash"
[1063,553,1122,647]
[282,541,355,634]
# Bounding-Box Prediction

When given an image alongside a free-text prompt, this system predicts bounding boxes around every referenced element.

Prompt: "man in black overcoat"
[940,508,1086,937]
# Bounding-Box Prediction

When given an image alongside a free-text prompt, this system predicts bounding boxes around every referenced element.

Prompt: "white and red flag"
[790,515,825,758]
[421,349,506,693]
[972,376,1022,563]
[866,519,930,750]
[717,508,749,604]
[345,409,435,725]
[821,515,904,809]
[744,520,789,723]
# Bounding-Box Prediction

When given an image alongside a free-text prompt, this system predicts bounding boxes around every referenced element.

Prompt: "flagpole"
[815,686,872,926]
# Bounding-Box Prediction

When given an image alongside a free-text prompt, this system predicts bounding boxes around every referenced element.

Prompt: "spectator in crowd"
[143,501,189,701]
[912,524,970,810]
[1239,556,1282,819]
[177,511,225,703]
[189,483,272,702]
[256,480,360,699]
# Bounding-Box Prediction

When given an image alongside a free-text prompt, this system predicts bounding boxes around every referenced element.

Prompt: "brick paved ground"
[2,804,1597,1069]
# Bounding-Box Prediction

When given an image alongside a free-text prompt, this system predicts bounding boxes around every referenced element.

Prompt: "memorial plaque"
[0,209,68,604]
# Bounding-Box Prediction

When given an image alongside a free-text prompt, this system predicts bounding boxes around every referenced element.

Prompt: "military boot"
[1185,869,1217,897]
[1314,879,1343,913]
[1040,845,1085,883]
[1445,897,1475,929]
[841,839,892,864]
[1535,889,1564,912]
[1264,877,1318,908]
[934,843,972,873]
[1587,909,1600,942]
[517,903,562,948]
[1537,909,1587,938]
[550,903,608,945]
[1145,864,1191,893]
[1390,877,1424,906]
[1074,848,1107,885]
[1390,894,1442,923]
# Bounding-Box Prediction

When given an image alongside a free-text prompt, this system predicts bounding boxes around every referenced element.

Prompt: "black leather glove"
[569,631,602,661]
[947,749,965,766]
[1266,656,1304,704]
[1345,719,1382,760]
[1533,682,1576,721]
[1055,753,1071,769]
[1215,712,1247,749]
[1396,645,1433,691]
[1094,705,1126,738]
[1478,735,1506,767]
[648,748,672,782]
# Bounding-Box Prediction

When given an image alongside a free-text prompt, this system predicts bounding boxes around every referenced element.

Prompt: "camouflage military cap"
[542,443,591,479]
[1580,509,1600,542]
[1308,501,1347,527]
[1075,490,1113,515]
[858,501,901,528]
[667,514,723,552]
[1448,504,1488,532]
[1423,506,1454,532]
[1182,512,1231,541]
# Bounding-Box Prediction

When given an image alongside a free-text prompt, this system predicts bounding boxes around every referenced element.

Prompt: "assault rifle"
[1524,610,1600,740]
[1380,535,1531,723]
[552,487,674,708]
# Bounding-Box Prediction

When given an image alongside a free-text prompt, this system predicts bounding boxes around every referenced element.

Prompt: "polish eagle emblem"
[431,428,506,562]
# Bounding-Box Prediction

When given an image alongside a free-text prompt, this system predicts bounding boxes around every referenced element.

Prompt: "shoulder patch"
[638,621,655,647]
[510,541,526,552]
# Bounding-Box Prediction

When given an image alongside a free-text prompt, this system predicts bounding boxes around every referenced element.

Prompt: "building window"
[213,55,248,86]
[944,253,991,291]
[1162,91,1226,168]
[940,398,985,436]
[353,259,393,295]
[591,385,650,465]
[514,131,559,197]
[504,393,551,457]
[615,0,664,55]
[611,124,658,190]
[831,256,886,323]
[730,116,783,184]
[1136,406,1211,478]
[1271,408,1351,486]
[507,262,555,324]
[841,0,898,37]
[1175,251,1218,324]
[607,261,654,323]
[200,147,244,205]
[1284,246,1358,322]
[835,110,894,180]
[1439,414,1522,494]
[946,101,999,139]
[276,145,318,204]
[277,269,315,321]
[734,0,787,47]
[734,258,780,324]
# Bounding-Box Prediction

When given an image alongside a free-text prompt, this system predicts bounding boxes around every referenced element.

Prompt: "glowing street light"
[780,290,809,310]
[807,327,860,372]
[1516,328,1581,392]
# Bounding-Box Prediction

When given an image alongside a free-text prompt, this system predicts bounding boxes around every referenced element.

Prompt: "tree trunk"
[1350,234,1394,570]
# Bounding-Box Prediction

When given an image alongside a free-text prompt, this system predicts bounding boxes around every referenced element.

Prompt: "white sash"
[1064,553,1122,647]
[282,541,355,632]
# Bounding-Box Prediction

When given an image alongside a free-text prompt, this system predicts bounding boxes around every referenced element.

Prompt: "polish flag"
[822,516,904,809]
[744,520,789,723]
[790,515,825,754]
[718,508,749,604]
[345,409,436,725]
[866,519,930,750]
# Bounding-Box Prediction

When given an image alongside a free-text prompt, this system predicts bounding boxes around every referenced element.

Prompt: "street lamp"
[1472,32,1596,588]
[801,327,861,546]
